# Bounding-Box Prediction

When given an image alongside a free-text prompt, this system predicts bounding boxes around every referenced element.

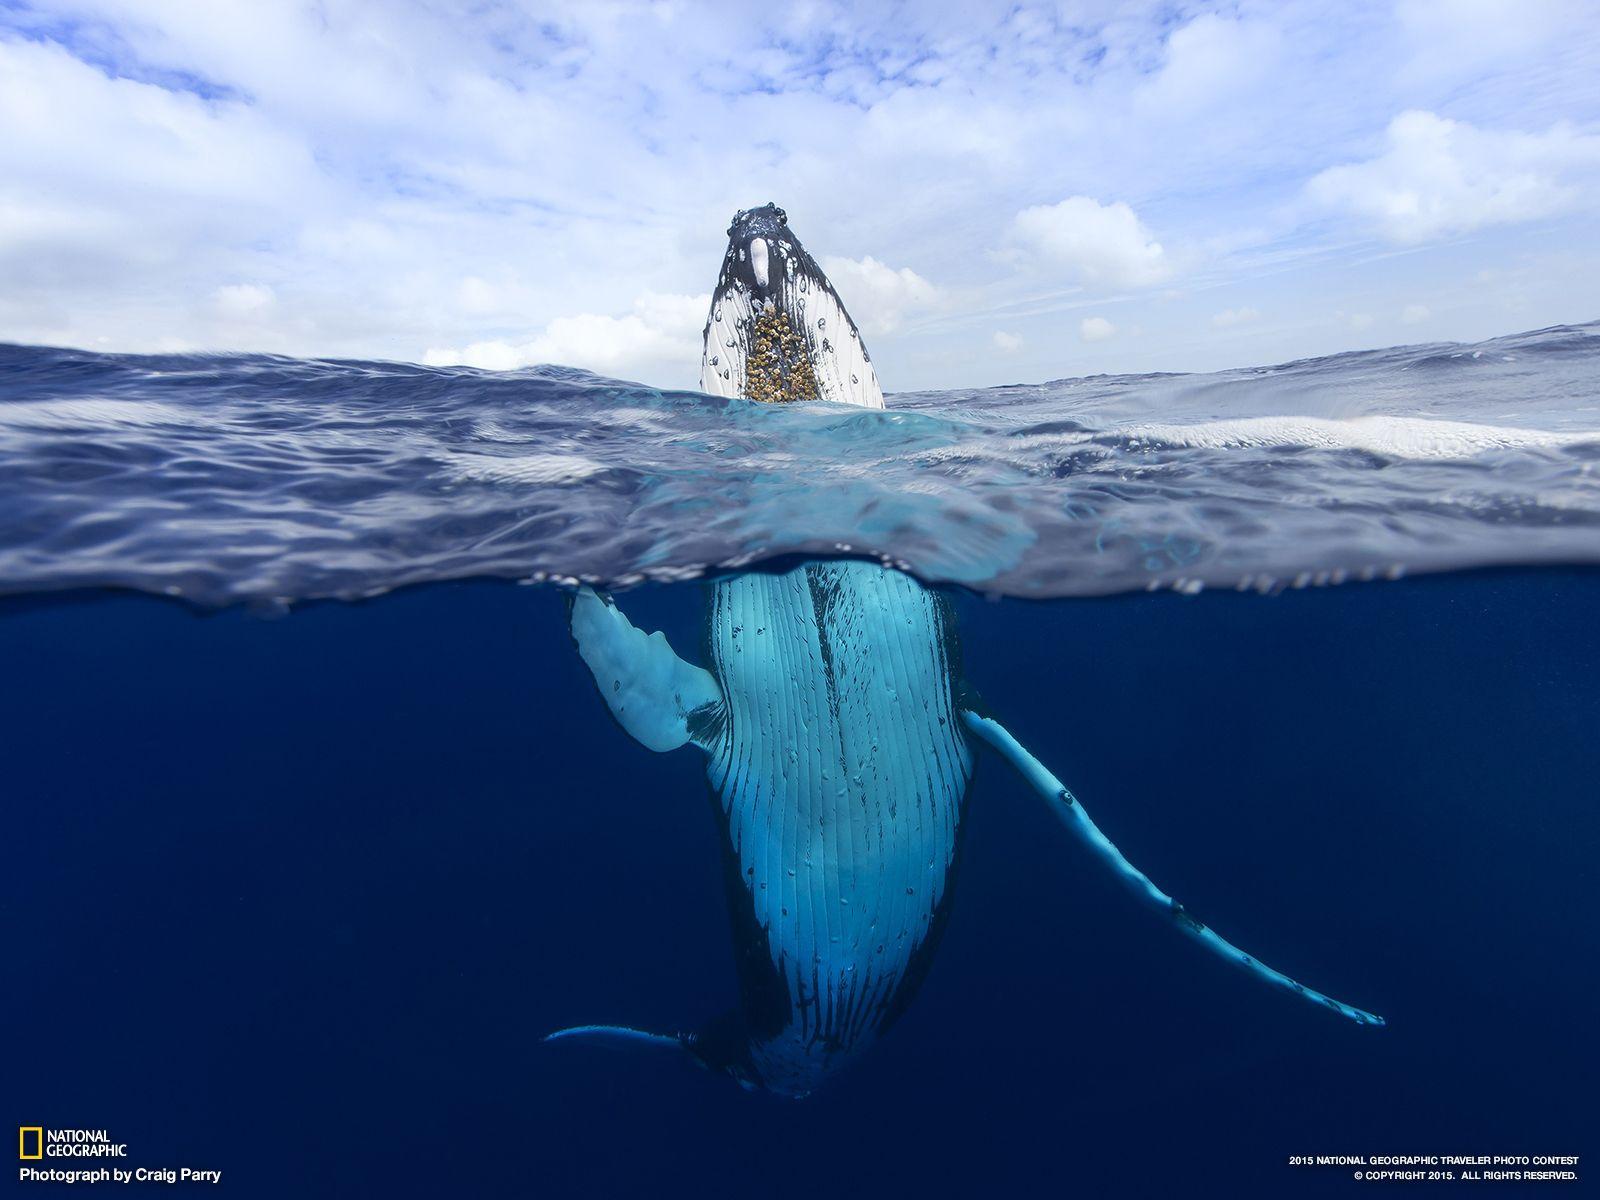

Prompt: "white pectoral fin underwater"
[961,712,1384,1028]
[546,205,1383,1097]
[567,586,723,753]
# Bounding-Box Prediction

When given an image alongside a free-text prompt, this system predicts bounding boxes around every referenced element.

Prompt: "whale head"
[700,203,884,409]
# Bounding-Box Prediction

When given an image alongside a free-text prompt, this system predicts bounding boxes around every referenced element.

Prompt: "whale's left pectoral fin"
[961,710,1385,1028]
[569,585,725,753]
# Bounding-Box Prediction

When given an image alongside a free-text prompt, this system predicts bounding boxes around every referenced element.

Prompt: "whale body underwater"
[548,205,1384,1098]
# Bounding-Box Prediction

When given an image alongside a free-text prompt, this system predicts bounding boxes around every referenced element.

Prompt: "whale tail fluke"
[543,1023,690,1051]
[961,710,1386,1028]
[545,1012,766,1091]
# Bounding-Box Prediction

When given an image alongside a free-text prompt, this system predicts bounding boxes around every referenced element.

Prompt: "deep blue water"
[4,329,1598,1195]
[6,573,1596,1195]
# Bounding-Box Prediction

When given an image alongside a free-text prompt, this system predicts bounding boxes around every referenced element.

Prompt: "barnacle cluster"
[744,304,819,404]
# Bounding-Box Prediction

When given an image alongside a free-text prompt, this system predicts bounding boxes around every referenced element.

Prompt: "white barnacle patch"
[750,237,770,290]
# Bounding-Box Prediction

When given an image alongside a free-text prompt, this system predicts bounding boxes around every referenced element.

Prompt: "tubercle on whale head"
[700,202,885,410]
[720,204,801,311]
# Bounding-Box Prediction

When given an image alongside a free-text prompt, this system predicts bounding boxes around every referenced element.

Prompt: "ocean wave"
[0,324,1597,606]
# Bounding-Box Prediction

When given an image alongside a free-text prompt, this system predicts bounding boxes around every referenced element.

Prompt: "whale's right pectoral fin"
[568,586,725,753]
[962,710,1385,1028]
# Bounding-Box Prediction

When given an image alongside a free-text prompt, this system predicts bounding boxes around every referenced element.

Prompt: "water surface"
[3,327,1596,1196]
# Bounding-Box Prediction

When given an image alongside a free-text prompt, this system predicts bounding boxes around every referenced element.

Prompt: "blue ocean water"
[3,328,1597,1195]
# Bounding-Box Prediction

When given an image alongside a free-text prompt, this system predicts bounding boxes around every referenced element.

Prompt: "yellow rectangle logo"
[19,1127,43,1160]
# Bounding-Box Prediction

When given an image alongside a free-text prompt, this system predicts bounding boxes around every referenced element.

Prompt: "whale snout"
[726,202,788,242]
[721,203,795,298]
[700,202,885,410]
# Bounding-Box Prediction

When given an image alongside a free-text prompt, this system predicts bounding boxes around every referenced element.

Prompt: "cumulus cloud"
[1211,306,1260,328]
[1079,316,1116,342]
[1307,110,1600,242]
[992,331,1023,353]
[423,293,706,379]
[1401,303,1431,324]
[818,256,941,336]
[1012,196,1170,289]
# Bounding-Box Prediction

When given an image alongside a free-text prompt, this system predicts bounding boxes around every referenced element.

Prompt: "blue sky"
[1,0,1597,389]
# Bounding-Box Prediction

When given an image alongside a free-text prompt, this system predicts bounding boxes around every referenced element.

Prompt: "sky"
[1,0,1597,391]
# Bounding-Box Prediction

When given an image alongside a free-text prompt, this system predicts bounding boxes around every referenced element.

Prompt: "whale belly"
[704,561,972,1091]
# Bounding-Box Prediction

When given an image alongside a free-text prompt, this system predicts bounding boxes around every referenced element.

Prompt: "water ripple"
[1,324,1597,606]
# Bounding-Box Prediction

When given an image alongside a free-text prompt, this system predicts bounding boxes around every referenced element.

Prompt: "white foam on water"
[1121,415,1595,461]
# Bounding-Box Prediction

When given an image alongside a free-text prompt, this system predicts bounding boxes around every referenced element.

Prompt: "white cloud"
[1401,303,1431,324]
[1012,196,1170,289]
[1345,312,1375,331]
[992,331,1023,353]
[1307,110,1600,243]
[817,255,941,336]
[1136,13,1284,113]
[1211,306,1260,328]
[212,283,276,319]
[423,293,706,379]
[1079,316,1116,342]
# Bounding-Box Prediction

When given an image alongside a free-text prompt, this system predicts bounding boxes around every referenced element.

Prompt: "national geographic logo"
[17,1128,127,1159]
[17,1126,222,1185]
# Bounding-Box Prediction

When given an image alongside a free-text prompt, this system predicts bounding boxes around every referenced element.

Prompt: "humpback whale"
[549,204,1383,1097]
